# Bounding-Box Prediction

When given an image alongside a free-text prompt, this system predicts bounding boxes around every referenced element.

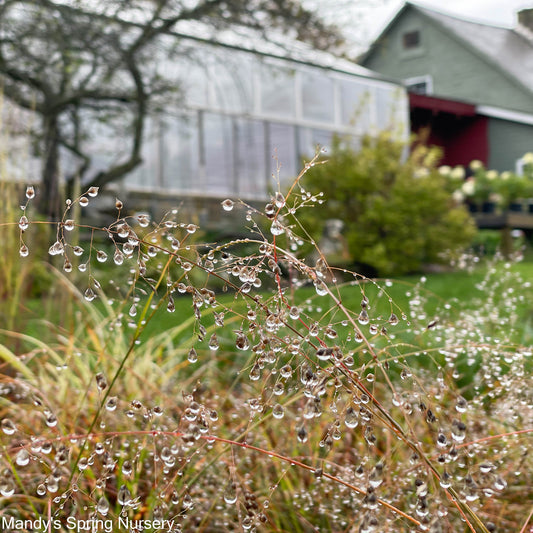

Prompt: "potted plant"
[461,161,498,212]
[496,171,527,211]
[521,153,533,213]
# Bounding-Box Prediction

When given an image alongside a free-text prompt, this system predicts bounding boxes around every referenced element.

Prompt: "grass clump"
[0,155,532,533]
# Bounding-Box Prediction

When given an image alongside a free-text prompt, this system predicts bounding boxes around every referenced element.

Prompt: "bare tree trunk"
[38,114,62,220]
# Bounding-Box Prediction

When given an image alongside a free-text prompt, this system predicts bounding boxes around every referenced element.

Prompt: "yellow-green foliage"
[300,133,477,275]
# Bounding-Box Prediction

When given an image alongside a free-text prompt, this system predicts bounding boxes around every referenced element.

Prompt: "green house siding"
[364,9,533,114]
[488,118,533,171]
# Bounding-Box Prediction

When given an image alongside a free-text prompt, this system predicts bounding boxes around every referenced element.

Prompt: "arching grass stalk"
[67,254,174,485]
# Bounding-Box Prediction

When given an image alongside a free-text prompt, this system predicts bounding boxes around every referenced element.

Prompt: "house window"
[402,30,420,49]
[405,75,433,95]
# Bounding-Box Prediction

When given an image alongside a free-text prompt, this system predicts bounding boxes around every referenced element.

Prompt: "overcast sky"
[374,0,532,31]
[313,0,533,54]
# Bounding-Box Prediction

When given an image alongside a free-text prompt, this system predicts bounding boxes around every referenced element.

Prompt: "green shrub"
[299,133,476,276]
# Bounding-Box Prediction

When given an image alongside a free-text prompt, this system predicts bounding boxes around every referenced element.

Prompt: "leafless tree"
[0,0,341,218]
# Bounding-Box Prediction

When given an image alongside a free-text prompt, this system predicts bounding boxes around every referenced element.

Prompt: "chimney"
[518,8,533,31]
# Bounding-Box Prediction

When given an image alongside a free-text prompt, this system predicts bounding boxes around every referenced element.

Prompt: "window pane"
[204,113,234,195]
[301,71,334,123]
[261,62,296,117]
[235,119,266,198]
[340,79,373,130]
[161,114,199,192]
[268,122,297,186]
[403,30,420,49]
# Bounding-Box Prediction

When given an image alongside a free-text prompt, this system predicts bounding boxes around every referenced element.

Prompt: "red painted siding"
[409,93,489,166]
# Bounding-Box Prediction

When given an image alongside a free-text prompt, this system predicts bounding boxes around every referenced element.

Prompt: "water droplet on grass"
[297,426,308,442]
[16,448,30,466]
[122,461,133,476]
[494,476,507,491]
[187,348,198,363]
[113,250,124,265]
[224,482,237,504]
[106,397,117,411]
[274,192,286,208]
[137,214,150,227]
[221,199,234,211]
[270,220,284,236]
[117,485,132,506]
[388,313,399,326]
[208,334,219,351]
[344,407,359,429]
[97,496,109,515]
[48,241,64,256]
[289,306,300,319]
[95,373,107,391]
[235,334,250,350]
[249,363,261,381]
[314,280,327,296]
[272,404,284,419]
[358,310,369,325]
[19,215,29,230]
[1,418,16,435]
[167,296,175,313]
[44,411,58,427]
[456,397,468,413]
[182,493,194,509]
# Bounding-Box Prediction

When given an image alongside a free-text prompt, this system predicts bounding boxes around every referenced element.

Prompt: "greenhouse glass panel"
[204,113,235,195]
[261,62,296,118]
[339,79,373,131]
[161,114,199,192]
[209,51,254,113]
[375,86,396,130]
[298,128,334,159]
[168,46,209,108]
[301,70,334,123]
[235,119,267,197]
[123,118,161,189]
[268,122,297,186]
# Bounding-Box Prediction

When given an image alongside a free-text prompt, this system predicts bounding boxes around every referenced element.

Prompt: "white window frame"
[404,75,433,95]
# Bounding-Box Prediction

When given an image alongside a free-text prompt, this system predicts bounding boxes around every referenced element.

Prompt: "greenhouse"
[115,29,409,201]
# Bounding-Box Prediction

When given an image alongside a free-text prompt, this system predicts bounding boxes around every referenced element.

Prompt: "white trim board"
[477,105,533,126]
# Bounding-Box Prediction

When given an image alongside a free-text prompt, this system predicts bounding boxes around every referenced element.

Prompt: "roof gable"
[360,2,533,97]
